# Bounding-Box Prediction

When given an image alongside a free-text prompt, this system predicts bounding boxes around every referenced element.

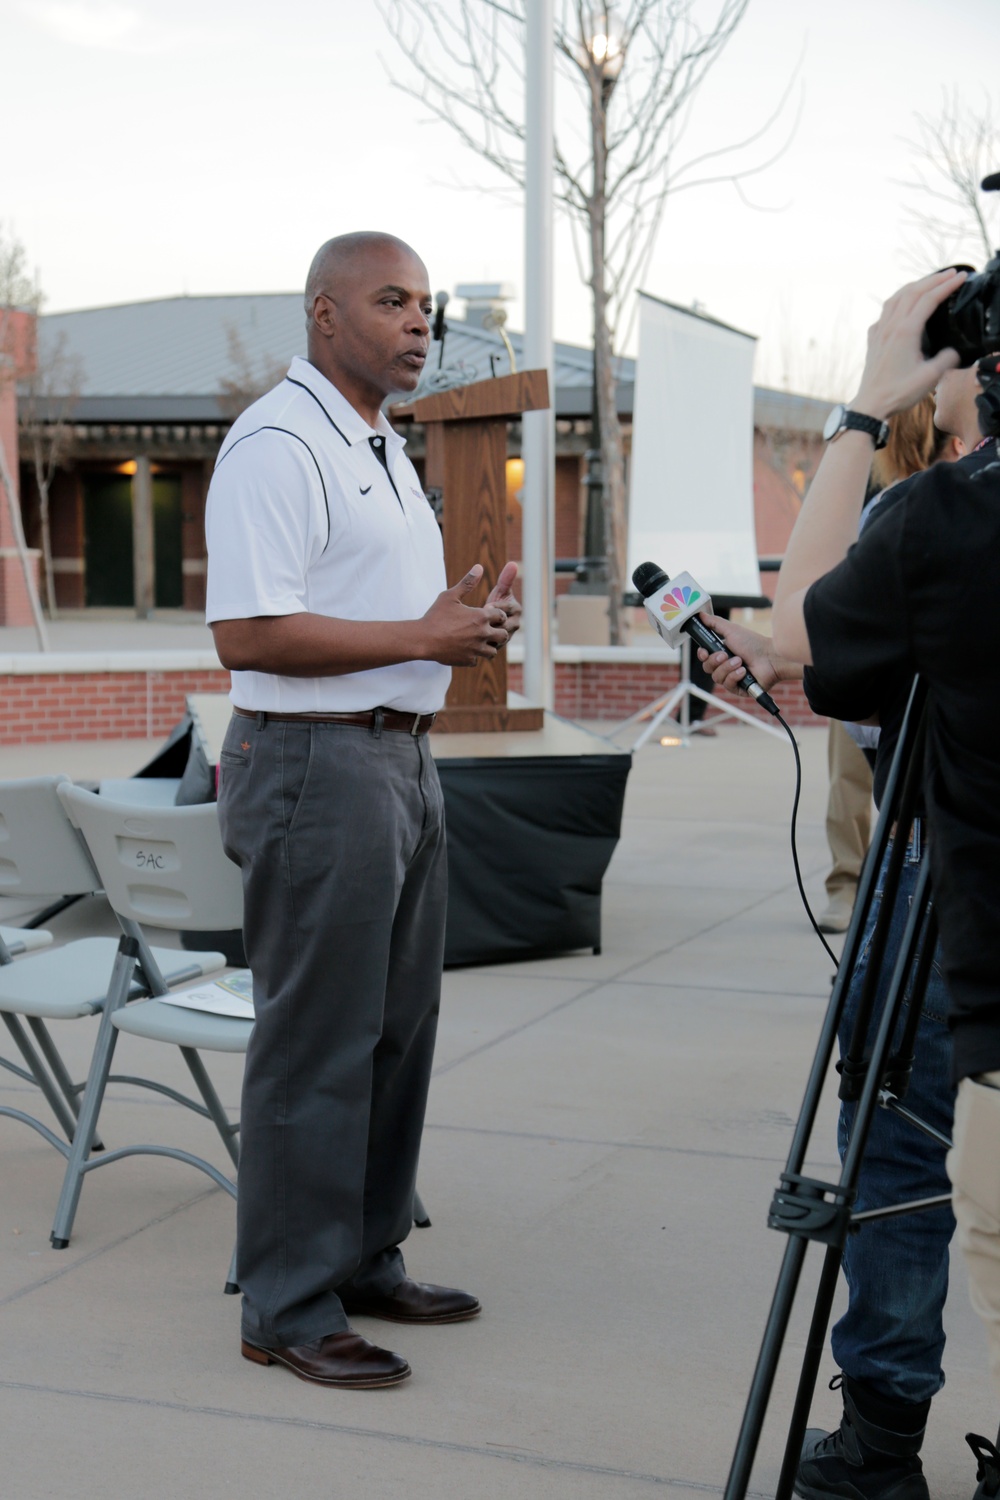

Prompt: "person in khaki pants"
[819,720,873,932]
[948,1074,1000,1403]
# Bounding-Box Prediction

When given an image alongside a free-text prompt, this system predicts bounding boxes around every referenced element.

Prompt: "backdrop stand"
[611,636,787,748]
[626,293,765,742]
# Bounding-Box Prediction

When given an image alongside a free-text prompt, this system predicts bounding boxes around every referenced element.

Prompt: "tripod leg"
[724,1235,810,1500]
[631,684,687,750]
[725,683,933,1500]
[775,1244,844,1500]
[885,895,938,1106]
[680,639,691,737]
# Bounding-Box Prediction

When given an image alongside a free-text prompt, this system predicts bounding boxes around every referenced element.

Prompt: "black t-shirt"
[804,441,998,807]
[803,458,1000,1080]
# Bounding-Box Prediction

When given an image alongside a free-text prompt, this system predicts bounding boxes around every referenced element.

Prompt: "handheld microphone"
[632,560,780,718]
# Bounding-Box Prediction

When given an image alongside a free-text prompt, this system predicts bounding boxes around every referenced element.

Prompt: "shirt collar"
[286,356,406,454]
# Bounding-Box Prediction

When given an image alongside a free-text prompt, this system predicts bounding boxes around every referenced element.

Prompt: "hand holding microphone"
[632,561,781,718]
[695,612,801,699]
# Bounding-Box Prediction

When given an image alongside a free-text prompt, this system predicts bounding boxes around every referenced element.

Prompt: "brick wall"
[0,658,822,747]
[0,668,231,745]
[507,660,822,728]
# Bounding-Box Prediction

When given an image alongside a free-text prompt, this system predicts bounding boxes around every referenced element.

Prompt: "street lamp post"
[522,0,555,710]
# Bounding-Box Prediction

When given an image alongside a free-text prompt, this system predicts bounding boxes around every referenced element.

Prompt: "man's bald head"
[302,233,433,414]
[304,233,421,324]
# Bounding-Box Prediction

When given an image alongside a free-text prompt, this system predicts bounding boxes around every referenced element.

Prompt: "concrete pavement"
[0,726,993,1499]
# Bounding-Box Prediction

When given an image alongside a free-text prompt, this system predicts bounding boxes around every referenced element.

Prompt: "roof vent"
[454,282,515,330]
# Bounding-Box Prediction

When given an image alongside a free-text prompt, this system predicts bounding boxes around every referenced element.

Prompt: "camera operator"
[768,269,1000,1439]
[697,347,996,1500]
[817,398,963,938]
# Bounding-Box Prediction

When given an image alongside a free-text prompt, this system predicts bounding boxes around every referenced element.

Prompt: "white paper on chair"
[160,969,255,1020]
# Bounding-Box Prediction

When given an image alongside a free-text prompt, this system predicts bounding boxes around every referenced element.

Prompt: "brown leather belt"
[234,706,436,737]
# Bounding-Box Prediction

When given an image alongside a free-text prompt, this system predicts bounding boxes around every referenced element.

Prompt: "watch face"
[823,403,846,441]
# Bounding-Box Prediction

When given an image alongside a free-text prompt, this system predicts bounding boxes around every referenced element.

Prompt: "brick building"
[16,294,828,616]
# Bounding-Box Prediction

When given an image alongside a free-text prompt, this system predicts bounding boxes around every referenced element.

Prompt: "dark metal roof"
[39,294,305,399]
[33,294,825,433]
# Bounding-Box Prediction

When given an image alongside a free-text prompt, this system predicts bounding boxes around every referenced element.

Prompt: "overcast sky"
[3,0,999,395]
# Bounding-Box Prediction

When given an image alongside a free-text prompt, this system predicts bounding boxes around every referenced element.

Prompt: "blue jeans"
[830,824,957,1405]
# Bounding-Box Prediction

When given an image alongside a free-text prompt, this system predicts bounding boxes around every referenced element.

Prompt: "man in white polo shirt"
[206,232,520,1390]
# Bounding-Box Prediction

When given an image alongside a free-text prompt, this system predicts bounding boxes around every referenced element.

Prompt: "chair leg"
[2,1013,78,1142]
[179,1047,240,1170]
[413,1189,431,1228]
[26,1016,106,1151]
[181,1047,241,1295]
[50,942,137,1248]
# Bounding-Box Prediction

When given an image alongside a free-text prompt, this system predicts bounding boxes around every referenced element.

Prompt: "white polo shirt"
[205,356,450,714]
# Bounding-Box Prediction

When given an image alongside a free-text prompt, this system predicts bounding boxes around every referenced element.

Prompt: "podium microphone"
[432,290,449,367]
[632,560,780,718]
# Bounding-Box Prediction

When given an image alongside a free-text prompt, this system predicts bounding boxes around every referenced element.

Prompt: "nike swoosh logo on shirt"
[359,484,372,495]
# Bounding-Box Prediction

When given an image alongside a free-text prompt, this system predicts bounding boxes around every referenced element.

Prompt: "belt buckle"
[410,713,423,736]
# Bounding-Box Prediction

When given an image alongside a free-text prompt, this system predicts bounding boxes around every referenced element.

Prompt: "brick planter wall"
[0,667,231,745]
[0,652,823,748]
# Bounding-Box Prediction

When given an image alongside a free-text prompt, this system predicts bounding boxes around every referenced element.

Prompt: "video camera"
[921,171,1000,364]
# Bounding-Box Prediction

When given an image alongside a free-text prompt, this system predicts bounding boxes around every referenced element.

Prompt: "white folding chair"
[0,776,216,1149]
[51,787,249,1250]
[0,924,58,1119]
[0,929,54,957]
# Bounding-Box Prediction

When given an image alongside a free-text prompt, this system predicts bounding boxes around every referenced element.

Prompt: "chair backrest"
[57,786,243,932]
[0,777,103,900]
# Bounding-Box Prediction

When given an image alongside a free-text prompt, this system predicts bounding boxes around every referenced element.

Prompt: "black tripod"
[723,677,1000,1500]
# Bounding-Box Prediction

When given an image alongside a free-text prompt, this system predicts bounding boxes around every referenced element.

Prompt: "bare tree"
[0,227,49,649]
[902,89,1000,269]
[18,330,82,618]
[379,0,794,641]
[218,325,289,419]
[757,301,863,403]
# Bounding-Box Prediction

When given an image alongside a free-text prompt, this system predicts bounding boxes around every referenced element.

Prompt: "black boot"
[966,1433,1000,1500]
[794,1374,930,1500]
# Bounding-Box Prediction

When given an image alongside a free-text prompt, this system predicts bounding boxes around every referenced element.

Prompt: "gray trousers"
[217,713,447,1348]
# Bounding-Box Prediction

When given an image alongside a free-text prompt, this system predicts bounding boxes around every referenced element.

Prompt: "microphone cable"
[774,709,841,970]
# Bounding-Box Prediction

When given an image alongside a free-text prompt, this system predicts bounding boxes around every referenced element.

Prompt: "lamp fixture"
[585,6,623,78]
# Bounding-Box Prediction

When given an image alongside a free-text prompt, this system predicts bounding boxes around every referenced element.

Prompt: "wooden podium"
[393,370,549,733]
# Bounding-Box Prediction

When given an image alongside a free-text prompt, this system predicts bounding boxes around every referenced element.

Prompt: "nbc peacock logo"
[660,585,701,620]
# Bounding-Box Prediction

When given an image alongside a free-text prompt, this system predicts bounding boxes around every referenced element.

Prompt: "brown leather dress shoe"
[241,1330,411,1388]
[339,1277,481,1325]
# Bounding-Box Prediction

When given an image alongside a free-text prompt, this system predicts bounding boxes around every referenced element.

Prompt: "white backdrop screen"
[628,293,760,598]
